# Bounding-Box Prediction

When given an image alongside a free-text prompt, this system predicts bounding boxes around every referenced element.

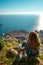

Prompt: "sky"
[0,0,43,30]
[0,0,43,12]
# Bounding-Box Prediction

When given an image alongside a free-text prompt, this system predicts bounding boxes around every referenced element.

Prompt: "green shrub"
[6,50,15,58]
[12,57,39,65]
[0,40,4,50]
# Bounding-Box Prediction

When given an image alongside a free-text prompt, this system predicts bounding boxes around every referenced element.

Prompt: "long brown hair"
[27,32,40,51]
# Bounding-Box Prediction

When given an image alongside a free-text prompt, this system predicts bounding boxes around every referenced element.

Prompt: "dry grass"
[0,39,43,65]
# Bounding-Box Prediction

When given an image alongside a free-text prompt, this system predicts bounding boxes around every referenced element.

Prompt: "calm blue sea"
[0,14,39,35]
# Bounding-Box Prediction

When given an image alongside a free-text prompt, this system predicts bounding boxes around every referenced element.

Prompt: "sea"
[0,14,39,35]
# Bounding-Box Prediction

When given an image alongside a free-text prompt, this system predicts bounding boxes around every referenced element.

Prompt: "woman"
[12,32,40,65]
[19,32,40,57]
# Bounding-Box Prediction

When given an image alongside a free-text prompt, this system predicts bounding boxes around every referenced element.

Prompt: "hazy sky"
[0,0,43,12]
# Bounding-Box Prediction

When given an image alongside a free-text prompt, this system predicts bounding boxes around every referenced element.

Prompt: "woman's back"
[21,41,39,57]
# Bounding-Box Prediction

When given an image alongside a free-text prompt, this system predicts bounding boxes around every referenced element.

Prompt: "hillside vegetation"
[0,37,43,65]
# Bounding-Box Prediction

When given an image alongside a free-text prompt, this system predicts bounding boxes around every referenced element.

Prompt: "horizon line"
[0,12,43,15]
